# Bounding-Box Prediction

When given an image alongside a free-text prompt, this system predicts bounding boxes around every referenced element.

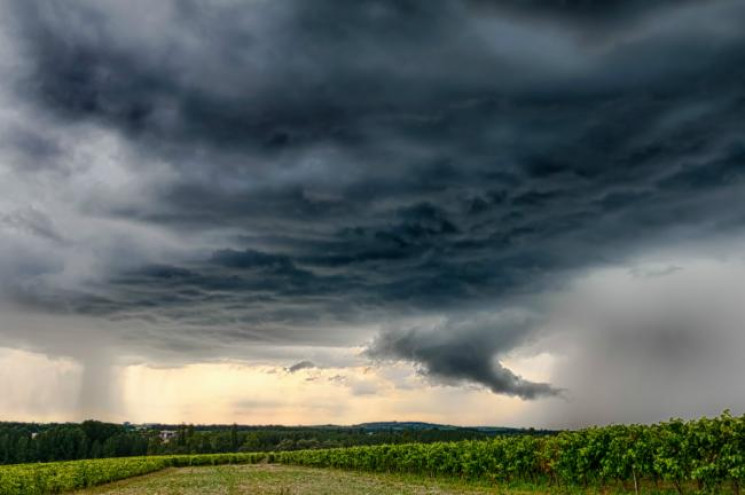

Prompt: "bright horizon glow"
[0,347,543,427]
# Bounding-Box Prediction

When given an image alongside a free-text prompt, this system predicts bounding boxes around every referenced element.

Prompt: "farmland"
[74,464,504,495]
[0,454,265,494]
[0,412,742,494]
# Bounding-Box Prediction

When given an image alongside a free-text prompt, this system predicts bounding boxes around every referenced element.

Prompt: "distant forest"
[0,421,551,465]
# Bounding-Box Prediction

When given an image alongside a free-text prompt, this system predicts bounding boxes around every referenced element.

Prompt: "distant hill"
[354,421,460,431]
[124,421,554,435]
[122,421,554,436]
[354,421,555,436]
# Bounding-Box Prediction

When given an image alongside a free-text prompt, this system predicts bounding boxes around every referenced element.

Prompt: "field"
[73,464,506,495]
[69,465,737,495]
[1,412,742,495]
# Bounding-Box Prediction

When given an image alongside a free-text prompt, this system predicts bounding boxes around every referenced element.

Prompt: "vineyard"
[0,412,742,494]
[279,411,745,493]
[0,453,265,494]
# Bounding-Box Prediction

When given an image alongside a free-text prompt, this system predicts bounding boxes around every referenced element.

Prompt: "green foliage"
[0,420,503,464]
[1,412,742,495]
[0,453,266,494]
[276,412,745,494]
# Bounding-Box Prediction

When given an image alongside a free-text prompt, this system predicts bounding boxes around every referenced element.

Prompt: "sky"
[1,0,745,428]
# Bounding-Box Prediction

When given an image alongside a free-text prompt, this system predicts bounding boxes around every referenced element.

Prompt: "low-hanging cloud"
[286,360,316,373]
[366,313,560,399]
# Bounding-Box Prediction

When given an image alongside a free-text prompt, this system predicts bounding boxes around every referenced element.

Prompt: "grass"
[69,464,733,495]
[72,464,518,494]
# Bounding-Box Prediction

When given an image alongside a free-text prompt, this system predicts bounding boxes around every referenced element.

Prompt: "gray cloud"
[0,207,64,243]
[1,0,745,408]
[519,259,745,427]
[467,0,703,28]
[367,313,560,399]
[287,360,316,373]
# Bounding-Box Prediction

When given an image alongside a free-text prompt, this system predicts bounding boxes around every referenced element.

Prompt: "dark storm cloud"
[367,313,560,399]
[468,0,700,25]
[3,0,745,396]
[1,125,63,173]
[287,360,316,373]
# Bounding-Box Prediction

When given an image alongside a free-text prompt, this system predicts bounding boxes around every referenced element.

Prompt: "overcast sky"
[1,0,744,427]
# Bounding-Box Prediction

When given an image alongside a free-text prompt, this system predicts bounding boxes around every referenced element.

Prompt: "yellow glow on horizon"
[0,347,558,426]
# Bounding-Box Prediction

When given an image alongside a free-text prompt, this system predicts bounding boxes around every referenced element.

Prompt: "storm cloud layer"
[2,0,745,407]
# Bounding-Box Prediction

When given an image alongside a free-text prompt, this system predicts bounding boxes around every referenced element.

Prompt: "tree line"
[0,420,501,465]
